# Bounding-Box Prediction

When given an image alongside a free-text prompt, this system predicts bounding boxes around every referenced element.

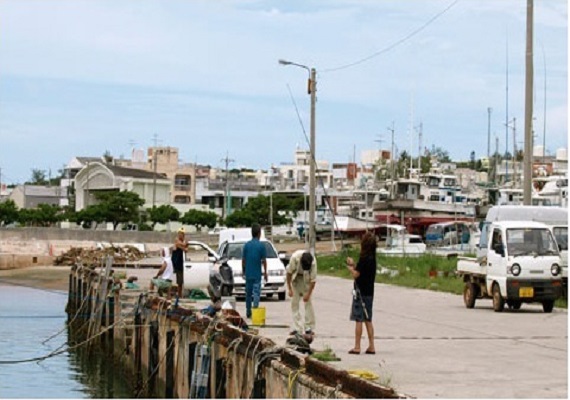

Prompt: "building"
[146,147,197,205]
[74,162,170,210]
[8,185,66,209]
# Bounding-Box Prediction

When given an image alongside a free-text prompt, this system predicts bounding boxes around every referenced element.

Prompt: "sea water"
[0,284,133,398]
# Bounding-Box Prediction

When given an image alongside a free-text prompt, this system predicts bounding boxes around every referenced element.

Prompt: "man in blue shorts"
[242,224,268,319]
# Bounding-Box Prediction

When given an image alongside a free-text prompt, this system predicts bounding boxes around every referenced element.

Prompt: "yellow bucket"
[251,307,266,326]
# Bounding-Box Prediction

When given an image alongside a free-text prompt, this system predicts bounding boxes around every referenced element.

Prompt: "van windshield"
[226,242,278,259]
[553,227,568,251]
[506,228,559,257]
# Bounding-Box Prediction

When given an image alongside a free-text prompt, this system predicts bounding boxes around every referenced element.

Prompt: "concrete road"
[247,276,568,399]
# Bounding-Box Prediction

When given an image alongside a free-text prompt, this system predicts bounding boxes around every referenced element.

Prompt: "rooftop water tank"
[533,145,545,157]
[556,148,567,161]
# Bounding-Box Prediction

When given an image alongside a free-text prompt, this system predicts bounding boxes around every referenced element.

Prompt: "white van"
[217,228,287,301]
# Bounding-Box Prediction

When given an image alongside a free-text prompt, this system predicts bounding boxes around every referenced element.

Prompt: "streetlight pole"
[279,59,317,256]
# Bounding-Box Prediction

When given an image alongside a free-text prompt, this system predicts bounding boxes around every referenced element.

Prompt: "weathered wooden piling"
[66,265,407,399]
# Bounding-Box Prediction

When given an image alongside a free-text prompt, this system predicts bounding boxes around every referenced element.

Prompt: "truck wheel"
[542,300,555,313]
[507,300,522,310]
[463,282,477,309]
[492,283,504,312]
[278,292,286,301]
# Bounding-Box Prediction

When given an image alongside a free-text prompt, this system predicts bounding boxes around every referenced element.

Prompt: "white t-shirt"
[159,247,174,280]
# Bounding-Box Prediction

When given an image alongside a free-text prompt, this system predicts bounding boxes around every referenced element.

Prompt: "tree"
[28,169,48,185]
[470,151,476,169]
[180,209,218,231]
[224,195,292,228]
[430,146,451,163]
[74,204,106,229]
[95,191,145,230]
[0,200,19,226]
[16,204,61,227]
[148,205,180,228]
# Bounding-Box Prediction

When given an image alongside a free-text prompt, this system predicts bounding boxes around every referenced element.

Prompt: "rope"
[41,288,91,345]
[287,367,305,399]
[0,307,137,365]
[135,326,180,398]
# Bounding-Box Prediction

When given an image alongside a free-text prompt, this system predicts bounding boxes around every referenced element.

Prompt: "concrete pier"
[66,263,404,398]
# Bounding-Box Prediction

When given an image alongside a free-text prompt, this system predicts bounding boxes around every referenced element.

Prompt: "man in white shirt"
[150,247,174,297]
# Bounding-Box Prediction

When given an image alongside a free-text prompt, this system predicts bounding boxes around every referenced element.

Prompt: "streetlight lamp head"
[278,59,292,66]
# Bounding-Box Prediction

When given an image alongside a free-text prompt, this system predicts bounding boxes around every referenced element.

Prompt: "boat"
[373,175,477,236]
[377,224,426,257]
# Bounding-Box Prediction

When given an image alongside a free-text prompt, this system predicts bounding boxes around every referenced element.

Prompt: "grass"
[310,345,341,362]
[317,251,464,295]
[316,251,568,309]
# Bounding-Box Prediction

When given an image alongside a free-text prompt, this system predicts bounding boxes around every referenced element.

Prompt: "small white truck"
[457,220,564,312]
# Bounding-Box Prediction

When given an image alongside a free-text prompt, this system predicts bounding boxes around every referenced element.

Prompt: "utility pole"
[221,152,234,220]
[86,161,90,208]
[511,118,517,186]
[277,59,317,256]
[494,135,500,184]
[387,123,395,198]
[505,34,510,184]
[487,107,492,159]
[523,0,534,204]
[151,133,159,208]
[540,41,547,166]
[308,67,317,256]
[417,122,423,173]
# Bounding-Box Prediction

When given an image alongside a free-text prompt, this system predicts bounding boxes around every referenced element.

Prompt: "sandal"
[365,349,376,354]
[348,349,360,355]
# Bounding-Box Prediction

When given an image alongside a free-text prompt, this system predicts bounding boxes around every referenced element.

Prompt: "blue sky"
[0,0,567,184]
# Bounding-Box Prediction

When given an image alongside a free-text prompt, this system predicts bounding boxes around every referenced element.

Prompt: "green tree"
[430,146,451,163]
[95,191,145,230]
[224,195,292,228]
[28,169,49,185]
[35,204,62,227]
[148,205,180,228]
[16,204,61,227]
[75,204,106,229]
[0,200,19,226]
[180,209,218,231]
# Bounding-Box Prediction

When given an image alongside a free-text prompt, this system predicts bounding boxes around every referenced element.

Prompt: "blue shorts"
[350,295,373,322]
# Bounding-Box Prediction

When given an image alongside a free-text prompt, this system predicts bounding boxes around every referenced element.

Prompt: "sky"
[0,0,567,184]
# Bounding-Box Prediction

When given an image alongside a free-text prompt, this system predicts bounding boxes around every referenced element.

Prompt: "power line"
[321,0,460,73]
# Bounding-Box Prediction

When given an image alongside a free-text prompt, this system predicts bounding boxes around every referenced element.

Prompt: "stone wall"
[66,265,405,399]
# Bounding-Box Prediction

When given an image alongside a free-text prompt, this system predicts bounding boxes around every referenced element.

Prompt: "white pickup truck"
[457,220,564,312]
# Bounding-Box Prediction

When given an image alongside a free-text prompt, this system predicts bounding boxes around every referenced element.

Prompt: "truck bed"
[457,257,487,277]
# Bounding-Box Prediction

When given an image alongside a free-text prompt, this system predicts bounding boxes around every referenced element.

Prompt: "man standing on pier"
[242,223,268,319]
[171,227,188,298]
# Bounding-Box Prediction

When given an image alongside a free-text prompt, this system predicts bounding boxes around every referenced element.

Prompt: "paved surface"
[110,266,567,398]
[249,276,568,399]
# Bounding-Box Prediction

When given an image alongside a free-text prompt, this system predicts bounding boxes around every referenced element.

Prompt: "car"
[181,241,220,292]
[217,228,287,301]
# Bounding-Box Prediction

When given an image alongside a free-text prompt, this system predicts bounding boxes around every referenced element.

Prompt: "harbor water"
[0,283,133,398]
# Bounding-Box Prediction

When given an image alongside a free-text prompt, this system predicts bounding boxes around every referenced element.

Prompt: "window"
[443,178,456,187]
[491,229,503,253]
[506,228,559,256]
[553,227,568,251]
[226,242,278,259]
[174,195,191,204]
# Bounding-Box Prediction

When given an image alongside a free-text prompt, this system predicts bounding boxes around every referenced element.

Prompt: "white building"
[74,162,171,210]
